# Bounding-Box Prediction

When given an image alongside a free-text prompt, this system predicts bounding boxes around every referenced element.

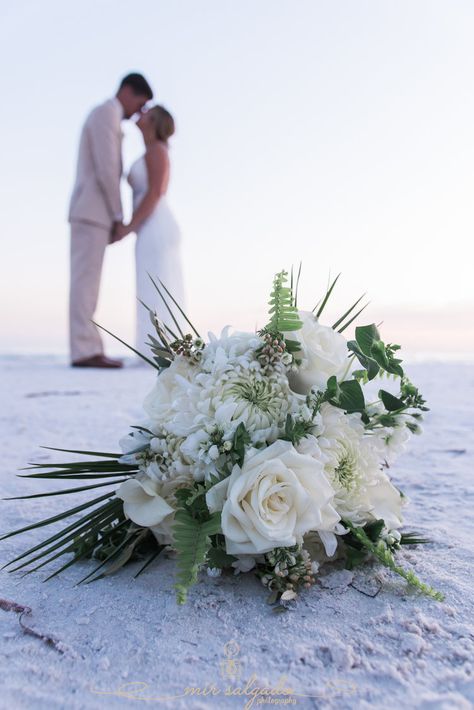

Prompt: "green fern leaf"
[173,510,222,604]
[265,271,302,333]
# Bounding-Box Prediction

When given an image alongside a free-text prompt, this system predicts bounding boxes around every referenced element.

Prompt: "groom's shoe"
[72,355,123,369]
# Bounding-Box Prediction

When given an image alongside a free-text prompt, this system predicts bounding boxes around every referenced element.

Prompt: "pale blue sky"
[0,0,473,355]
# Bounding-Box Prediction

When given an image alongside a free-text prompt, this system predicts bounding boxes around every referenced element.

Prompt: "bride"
[115,105,185,358]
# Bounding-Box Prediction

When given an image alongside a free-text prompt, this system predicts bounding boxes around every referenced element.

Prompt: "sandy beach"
[0,356,473,709]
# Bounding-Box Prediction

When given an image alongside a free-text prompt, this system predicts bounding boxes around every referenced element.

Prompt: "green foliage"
[332,293,368,331]
[173,509,222,604]
[379,389,405,412]
[311,273,368,332]
[284,338,302,355]
[172,477,226,603]
[400,532,431,545]
[77,526,152,584]
[347,341,380,381]
[343,519,385,569]
[206,538,237,569]
[180,472,227,512]
[231,423,252,467]
[1,448,149,583]
[282,414,314,445]
[342,520,444,601]
[265,270,302,333]
[291,262,302,308]
[313,273,341,318]
[351,324,404,378]
[93,275,202,372]
[324,376,366,415]
[92,319,161,370]
[400,379,429,410]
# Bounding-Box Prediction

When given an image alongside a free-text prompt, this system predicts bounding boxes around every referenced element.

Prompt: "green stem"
[339,354,357,382]
[343,520,444,601]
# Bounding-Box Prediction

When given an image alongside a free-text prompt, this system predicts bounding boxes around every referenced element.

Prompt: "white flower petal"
[116,478,174,528]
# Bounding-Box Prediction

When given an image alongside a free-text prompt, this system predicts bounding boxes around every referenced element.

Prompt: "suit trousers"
[69,221,110,362]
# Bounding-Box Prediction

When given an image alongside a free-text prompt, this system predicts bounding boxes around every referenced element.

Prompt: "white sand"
[0,356,473,709]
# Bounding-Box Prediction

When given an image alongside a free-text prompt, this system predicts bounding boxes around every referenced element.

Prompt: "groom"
[68,73,153,368]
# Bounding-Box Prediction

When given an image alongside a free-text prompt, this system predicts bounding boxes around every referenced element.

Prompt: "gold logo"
[221,640,242,680]
[91,639,357,707]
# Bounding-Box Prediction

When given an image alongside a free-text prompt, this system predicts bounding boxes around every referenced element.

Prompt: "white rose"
[287,311,351,395]
[206,440,340,556]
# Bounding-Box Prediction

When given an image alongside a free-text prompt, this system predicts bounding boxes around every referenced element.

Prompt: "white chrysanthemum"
[287,311,353,395]
[314,403,405,529]
[143,356,203,437]
[195,365,299,444]
[201,327,263,374]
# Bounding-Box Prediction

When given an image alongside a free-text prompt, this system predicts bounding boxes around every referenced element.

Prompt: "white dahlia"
[315,403,405,529]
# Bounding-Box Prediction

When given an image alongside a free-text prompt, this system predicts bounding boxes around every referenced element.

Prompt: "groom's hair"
[119,73,153,100]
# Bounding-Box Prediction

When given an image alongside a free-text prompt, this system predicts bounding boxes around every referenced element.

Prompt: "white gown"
[128,155,185,359]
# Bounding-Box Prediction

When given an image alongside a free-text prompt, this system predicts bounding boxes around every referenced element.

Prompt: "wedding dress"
[128,155,185,359]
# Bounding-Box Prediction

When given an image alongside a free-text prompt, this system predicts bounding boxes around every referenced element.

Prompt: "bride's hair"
[149,106,175,142]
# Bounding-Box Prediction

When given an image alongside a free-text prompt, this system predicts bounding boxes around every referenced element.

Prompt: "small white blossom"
[206,567,222,577]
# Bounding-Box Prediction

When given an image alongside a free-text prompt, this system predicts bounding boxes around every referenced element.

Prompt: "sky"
[0,0,473,357]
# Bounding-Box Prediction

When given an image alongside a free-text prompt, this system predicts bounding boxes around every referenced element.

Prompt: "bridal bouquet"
[2,270,443,605]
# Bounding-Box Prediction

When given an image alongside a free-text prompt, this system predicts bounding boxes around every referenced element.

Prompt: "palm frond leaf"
[2,498,123,569]
[314,273,341,318]
[0,492,116,541]
[92,321,159,369]
[147,274,185,339]
[158,278,201,338]
[332,293,367,330]
[4,479,128,500]
[338,303,370,334]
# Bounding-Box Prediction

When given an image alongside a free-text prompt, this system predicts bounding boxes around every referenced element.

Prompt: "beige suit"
[68,98,124,362]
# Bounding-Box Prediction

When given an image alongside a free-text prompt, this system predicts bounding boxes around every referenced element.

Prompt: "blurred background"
[0,0,473,359]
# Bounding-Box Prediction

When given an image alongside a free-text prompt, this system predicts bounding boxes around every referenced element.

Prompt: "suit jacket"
[68,98,123,229]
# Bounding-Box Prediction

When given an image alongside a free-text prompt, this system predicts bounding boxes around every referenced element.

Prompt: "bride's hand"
[112,223,131,242]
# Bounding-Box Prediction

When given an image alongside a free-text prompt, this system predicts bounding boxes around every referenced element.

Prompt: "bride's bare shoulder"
[147,141,169,157]
[145,141,169,169]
